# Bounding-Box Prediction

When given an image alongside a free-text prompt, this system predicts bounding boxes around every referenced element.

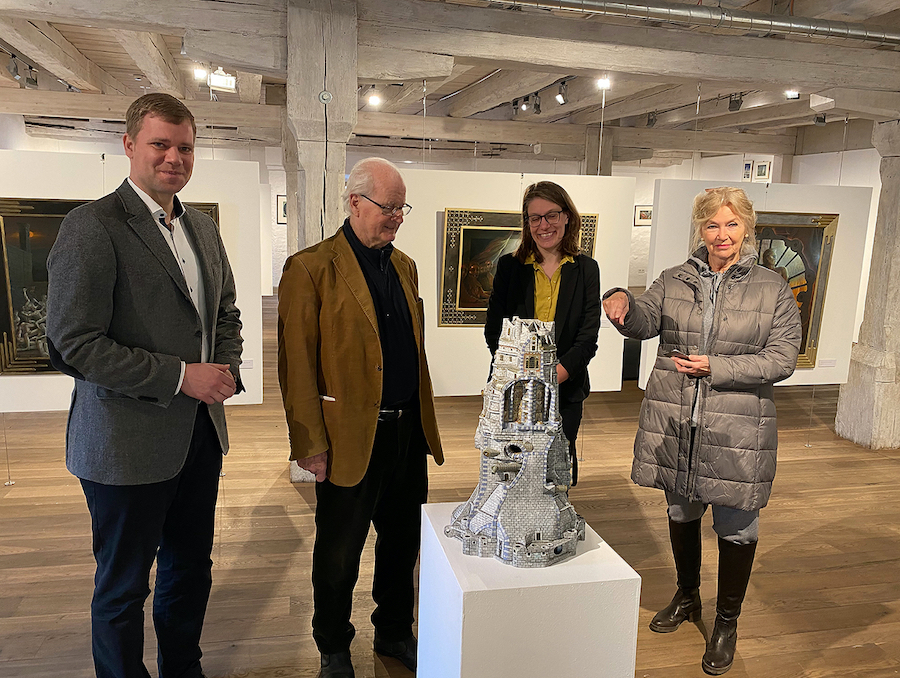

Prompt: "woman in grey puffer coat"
[603,187,801,676]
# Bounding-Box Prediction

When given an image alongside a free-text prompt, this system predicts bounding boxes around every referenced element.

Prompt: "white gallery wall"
[394,169,635,397]
[0,148,263,411]
[638,178,873,389]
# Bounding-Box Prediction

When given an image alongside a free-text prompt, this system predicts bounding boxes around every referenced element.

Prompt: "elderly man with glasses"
[278,157,444,678]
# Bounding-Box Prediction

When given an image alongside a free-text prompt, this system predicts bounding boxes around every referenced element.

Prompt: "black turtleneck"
[342,219,418,409]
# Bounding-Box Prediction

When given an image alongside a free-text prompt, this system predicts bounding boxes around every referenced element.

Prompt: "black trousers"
[559,400,584,484]
[311,412,428,654]
[80,404,221,678]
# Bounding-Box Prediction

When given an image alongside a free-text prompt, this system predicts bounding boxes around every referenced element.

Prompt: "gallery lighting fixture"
[814,113,827,126]
[24,65,37,89]
[521,95,530,112]
[555,81,568,105]
[532,92,541,115]
[647,110,658,128]
[784,89,800,100]
[6,55,19,81]
[207,66,236,93]
[193,65,208,81]
[513,98,520,115]
[596,77,611,90]
[367,86,382,107]
[728,92,744,112]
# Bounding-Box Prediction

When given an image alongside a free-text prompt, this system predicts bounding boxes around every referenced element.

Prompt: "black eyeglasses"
[527,210,564,227]
[361,194,412,217]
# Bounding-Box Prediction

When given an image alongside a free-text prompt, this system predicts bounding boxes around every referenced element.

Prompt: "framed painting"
[752,160,772,183]
[277,194,287,224]
[0,197,220,374]
[439,208,598,327]
[742,161,753,182]
[755,210,838,369]
[634,205,652,226]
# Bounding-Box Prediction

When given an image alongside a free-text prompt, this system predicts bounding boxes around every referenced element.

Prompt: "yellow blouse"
[526,253,575,322]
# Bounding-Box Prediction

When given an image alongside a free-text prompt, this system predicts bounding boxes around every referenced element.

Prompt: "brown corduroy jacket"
[277,225,444,487]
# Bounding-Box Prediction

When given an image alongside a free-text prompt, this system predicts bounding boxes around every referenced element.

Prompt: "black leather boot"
[701,537,757,675]
[650,518,702,633]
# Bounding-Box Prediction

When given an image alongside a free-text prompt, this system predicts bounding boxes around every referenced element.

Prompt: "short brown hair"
[125,93,196,139]
[514,181,582,264]
[690,186,758,257]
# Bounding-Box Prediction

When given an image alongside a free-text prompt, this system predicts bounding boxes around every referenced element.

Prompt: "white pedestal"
[418,502,641,678]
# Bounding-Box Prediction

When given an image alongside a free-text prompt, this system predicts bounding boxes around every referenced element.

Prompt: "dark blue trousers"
[80,405,221,678]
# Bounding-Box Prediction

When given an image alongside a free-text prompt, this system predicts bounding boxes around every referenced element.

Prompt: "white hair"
[342,157,403,215]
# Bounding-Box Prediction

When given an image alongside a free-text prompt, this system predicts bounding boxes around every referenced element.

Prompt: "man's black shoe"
[374,635,417,672]
[318,650,354,678]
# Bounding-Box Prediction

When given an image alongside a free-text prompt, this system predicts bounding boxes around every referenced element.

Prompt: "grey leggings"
[666,491,759,545]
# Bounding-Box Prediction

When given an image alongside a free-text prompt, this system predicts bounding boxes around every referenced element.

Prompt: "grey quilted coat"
[612,253,801,511]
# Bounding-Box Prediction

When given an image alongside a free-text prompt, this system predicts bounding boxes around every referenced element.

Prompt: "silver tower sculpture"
[445,317,585,567]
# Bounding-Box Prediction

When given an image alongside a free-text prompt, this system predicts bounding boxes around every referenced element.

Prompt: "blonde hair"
[690,186,758,257]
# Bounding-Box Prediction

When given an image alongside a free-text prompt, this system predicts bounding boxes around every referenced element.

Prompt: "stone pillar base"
[835,343,900,449]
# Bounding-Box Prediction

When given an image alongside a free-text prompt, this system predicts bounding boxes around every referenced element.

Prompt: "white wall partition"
[638,179,872,388]
[394,169,635,397]
[0,149,263,411]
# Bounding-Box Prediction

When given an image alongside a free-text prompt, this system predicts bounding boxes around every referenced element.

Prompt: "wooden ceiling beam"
[447,70,563,118]
[357,0,900,91]
[695,100,813,131]
[0,88,282,127]
[612,127,798,155]
[235,71,263,105]
[0,18,129,94]
[357,46,453,82]
[380,64,475,114]
[111,30,188,99]
[571,84,734,125]
[0,0,284,37]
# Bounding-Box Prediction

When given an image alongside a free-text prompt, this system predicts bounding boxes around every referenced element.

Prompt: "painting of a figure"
[440,208,598,326]
[755,211,838,368]
[457,228,519,308]
[0,198,219,373]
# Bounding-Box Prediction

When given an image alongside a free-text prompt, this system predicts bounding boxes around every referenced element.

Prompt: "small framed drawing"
[742,161,753,182]
[752,160,772,183]
[277,194,287,224]
[634,205,653,226]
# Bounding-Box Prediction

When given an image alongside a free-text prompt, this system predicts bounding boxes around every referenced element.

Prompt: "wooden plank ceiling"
[0,0,899,163]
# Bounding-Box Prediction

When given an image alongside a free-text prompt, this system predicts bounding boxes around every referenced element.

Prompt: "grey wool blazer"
[46,179,243,485]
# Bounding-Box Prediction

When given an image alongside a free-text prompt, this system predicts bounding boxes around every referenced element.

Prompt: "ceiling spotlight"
[207,66,236,93]
[6,55,19,81]
[814,113,827,126]
[193,65,208,81]
[521,95,530,112]
[367,86,381,107]
[24,65,37,89]
[555,81,568,105]
[532,92,541,115]
[784,89,800,100]
[513,98,519,115]
[728,92,743,112]
[180,38,187,56]
[596,77,611,90]
[647,110,658,128]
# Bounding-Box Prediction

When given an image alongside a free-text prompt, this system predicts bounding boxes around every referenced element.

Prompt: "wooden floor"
[1,298,899,678]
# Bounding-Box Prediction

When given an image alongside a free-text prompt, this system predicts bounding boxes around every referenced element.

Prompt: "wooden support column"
[283,0,356,253]
[835,120,900,448]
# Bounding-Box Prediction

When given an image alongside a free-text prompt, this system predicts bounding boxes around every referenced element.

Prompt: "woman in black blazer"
[484,181,601,484]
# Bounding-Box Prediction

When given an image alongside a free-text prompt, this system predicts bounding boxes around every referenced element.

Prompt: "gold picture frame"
[439,208,598,327]
[755,210,838,369]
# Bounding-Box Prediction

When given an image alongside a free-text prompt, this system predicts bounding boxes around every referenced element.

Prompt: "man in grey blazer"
[46,93,243,678]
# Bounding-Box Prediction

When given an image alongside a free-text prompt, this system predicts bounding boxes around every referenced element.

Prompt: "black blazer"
[485,253,601,405]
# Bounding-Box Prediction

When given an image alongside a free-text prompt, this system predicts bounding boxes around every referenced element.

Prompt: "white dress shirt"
[127,179,209,392]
